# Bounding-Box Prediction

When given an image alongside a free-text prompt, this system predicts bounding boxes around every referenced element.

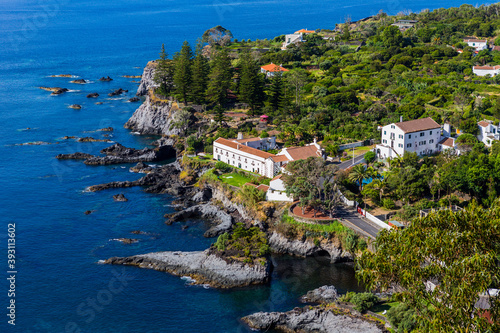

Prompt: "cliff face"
[124,94,181,135]
[136,61,158,96]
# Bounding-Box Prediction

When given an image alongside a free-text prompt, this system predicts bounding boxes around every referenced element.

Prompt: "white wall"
[214,142,269,177]
[266,179,292,201]
[473,68,499,77]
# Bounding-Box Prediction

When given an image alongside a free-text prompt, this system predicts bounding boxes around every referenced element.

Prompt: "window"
[383,139,387,144]
[384,131,386,135]
[420,132,425,137]
[429,139,434,144]
[398,143,403,148]
[430,131,433,135]
[407,143,412,148]
[391,125,395,129]
[408,134,411,139]
[435,144,438,148]
[399,134,403,139]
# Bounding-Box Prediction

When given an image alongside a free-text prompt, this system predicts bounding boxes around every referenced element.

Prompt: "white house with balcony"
[376,117,442,158]
[478,120,500,147]
[464,38,488,51]
[266,175,293,202]
[473,65,500,76]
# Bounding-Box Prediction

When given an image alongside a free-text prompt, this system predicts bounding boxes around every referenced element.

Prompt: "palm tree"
[348,164,368,193]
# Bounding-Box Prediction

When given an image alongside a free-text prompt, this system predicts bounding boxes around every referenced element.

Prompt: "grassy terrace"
[219,172,254,187]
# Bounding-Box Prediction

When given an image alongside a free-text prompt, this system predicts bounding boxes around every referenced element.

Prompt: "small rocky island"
[105,224,272,288]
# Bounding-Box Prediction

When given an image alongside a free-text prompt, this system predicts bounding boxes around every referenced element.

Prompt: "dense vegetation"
[357,200,500,332]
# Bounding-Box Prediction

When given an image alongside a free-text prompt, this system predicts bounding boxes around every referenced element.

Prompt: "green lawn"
[371,301,400,315]
[219,172,254,187]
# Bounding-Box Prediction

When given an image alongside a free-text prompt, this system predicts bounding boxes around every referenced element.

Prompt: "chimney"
[237,143,240,150]
[237,132,243,140]
[443,124,451,138]
[400,116,403,123]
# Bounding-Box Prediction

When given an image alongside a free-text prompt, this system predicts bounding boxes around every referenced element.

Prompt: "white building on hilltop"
[473,65,500,77]
[478,120,500,147]
[376,117,442,158]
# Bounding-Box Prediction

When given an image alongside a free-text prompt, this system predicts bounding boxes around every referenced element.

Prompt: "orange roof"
[285,145,322,161]
[464,38,487,43]
[478,121,490,127]
[256,184,270,192]
[235,137,263,143]
[294,29,315,34]
[271,155,289,162]
[214,137,275,159]
[438,137,454,147]
[272,174,283,181]
[473,65,500,70]
[395,117,441,134]
[261,63,289,73]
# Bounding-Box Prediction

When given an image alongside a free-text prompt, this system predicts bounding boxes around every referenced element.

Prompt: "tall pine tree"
[268,72,283,113]
[173,41,193,105]
[191,40,209,105]
[238,51,265,116]
[153,44,174,97]
[206,48,232,107]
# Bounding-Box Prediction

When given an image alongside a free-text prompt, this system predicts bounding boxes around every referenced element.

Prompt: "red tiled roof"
[295,29,315,34]
[271,155,289,162]
[438,137,454,147]
[491,45,500,52]
[395,117,441,133]
[215,137,275,159]
[261,63,289,72]
[478,121,490,127]
[464,39,487,43]
[285,145,322,161]
[473,65,500,70]
[235,137,263,143]
[272,174,283,181]
[256,184,270,192]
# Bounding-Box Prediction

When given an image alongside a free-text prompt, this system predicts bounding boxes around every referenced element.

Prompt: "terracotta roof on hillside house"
[464,39,487,43]
[272,174,283,181]
[256,184,270,192]
[271,155,289,162]
[438,137,455,147]
[473,65,500,70]
[261,63,289,72]
[215,138,275,159]
[478,121,490,127]
[235,137,264,143]
[295,29,315,34]
[285,145,322,160]
[395,117,441,133]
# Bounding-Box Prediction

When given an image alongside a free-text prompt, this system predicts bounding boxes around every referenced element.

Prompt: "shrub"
[204,145,213,153]
[383,198,396,210]
[214,161,231,172]
[260,131,269,138]
[350,292,379,312]
[386,303,417,332]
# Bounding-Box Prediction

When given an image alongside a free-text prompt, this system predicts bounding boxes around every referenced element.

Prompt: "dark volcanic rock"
[77,137,111,143]
[98,127,113,132]
[104,249,271,288]
[130,162,154,173]
[87,163,183,194]
[82,143,175,165]
[87,92,99,98]
[242,308,384,333]
[51,88,69,95]
[56,152,94,160]
[108,88,128,96]
[167,203,232,238]
[70,79,87,84]
[128,97,140,102]
[99,76,113,81]
[69,104,82,109]
[84,210,93,215]
[301,286,339,304]
[113,238,138,244]
[113,194,128,202]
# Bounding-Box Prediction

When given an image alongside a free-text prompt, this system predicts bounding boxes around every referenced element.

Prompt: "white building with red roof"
[464,38,488,51]
[266,174,293,202]
[376,117,443,158]
[478,120,500,147]
[473,65,500,77]
[260,63,289,77]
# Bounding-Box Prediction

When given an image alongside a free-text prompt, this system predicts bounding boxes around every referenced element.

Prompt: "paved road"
[336,154,366,170]
[336,207,382,239]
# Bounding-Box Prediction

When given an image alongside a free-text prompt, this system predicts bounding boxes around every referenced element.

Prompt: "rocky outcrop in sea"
[301,285,339,304]
[241,307,385,333]
[104,250,271,288]
[268,232,353,263]
[56,143,176,166]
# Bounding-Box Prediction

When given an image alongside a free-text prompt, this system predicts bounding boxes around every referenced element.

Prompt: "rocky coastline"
[104,250,271,288]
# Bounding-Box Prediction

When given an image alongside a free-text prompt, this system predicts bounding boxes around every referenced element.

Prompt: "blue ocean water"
[1,1,468,332]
